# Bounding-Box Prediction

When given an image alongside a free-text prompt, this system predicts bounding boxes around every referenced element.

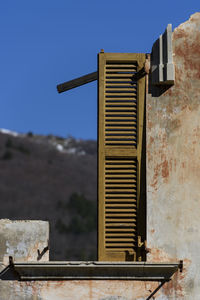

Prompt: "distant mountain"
[0,129,97,260]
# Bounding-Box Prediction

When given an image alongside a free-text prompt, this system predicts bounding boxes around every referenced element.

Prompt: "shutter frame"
[98,53,146,261]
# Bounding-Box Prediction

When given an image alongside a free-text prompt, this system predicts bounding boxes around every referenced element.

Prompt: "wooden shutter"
[98,53,145,261]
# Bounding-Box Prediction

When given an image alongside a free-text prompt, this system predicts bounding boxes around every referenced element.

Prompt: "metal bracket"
[179,260,183,273]
[151,24,175,85]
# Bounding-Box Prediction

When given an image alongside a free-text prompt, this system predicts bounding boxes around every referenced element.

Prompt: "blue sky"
[0,1,199,140]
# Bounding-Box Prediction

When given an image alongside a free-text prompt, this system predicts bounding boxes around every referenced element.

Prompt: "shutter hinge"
[138,237,149,253]
[138,236,145,248]
[137,236,148,261]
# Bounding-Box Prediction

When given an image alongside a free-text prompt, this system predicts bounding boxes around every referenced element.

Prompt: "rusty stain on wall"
[10,280,160,300]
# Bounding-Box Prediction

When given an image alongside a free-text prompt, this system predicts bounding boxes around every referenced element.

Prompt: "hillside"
[0,130,97,260]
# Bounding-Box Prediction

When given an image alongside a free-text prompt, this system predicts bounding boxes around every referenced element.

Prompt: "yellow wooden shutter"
[98,52,145,261]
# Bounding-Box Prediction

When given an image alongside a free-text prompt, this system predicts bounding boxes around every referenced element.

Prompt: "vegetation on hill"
[0,131,97,260]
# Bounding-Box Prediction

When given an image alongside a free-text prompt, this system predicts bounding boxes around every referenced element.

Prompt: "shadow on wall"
[148,71,173,97]
[137,97,146,261]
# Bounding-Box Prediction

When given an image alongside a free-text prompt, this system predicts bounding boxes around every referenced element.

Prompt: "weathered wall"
[0,219,49,264]
[0,220,49,299]
[147,12,200,299]
[0,279,164,300]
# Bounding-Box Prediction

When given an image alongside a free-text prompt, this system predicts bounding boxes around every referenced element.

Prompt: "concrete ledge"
[1,261,181,281]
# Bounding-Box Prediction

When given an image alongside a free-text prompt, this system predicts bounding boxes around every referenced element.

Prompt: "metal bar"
[146,280,166,300]
[19,276,170,281]
[57,71,98,93]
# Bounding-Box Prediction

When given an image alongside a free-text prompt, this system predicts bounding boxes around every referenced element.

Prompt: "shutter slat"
[106,90,137,98]
[105,182,136,185]
[106,74,136,78]
[105,164,137,169]
[105,223,136,227]
[105,203,137,207]
[106,233,135,240]
[105,228,136,232]
[106,64,137,68]
[106,238,136,242]
[106,104,137,107]
[105,126,136,130]
[106,184,137,187]
[105,179,136,182]
[105,159,136,162]
[106,84,137,87]
[106,87,137,92]
[106,98,136,100]
[106,214,137,218]
[105,119,136,122]
[106,78,136,82]
[106,66,137,69]
[106,210,137,213]
[105,199,137,202]
[106,244,135,248]
[106,109,137,112]
[105,171,136,175]
[105,132,136,135]
[105,174,136,177]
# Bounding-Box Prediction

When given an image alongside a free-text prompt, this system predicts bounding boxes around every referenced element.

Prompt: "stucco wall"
[0,279,169,300]
[0,220,49,300]
[147,12,200,299]
[0,219,49,264]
